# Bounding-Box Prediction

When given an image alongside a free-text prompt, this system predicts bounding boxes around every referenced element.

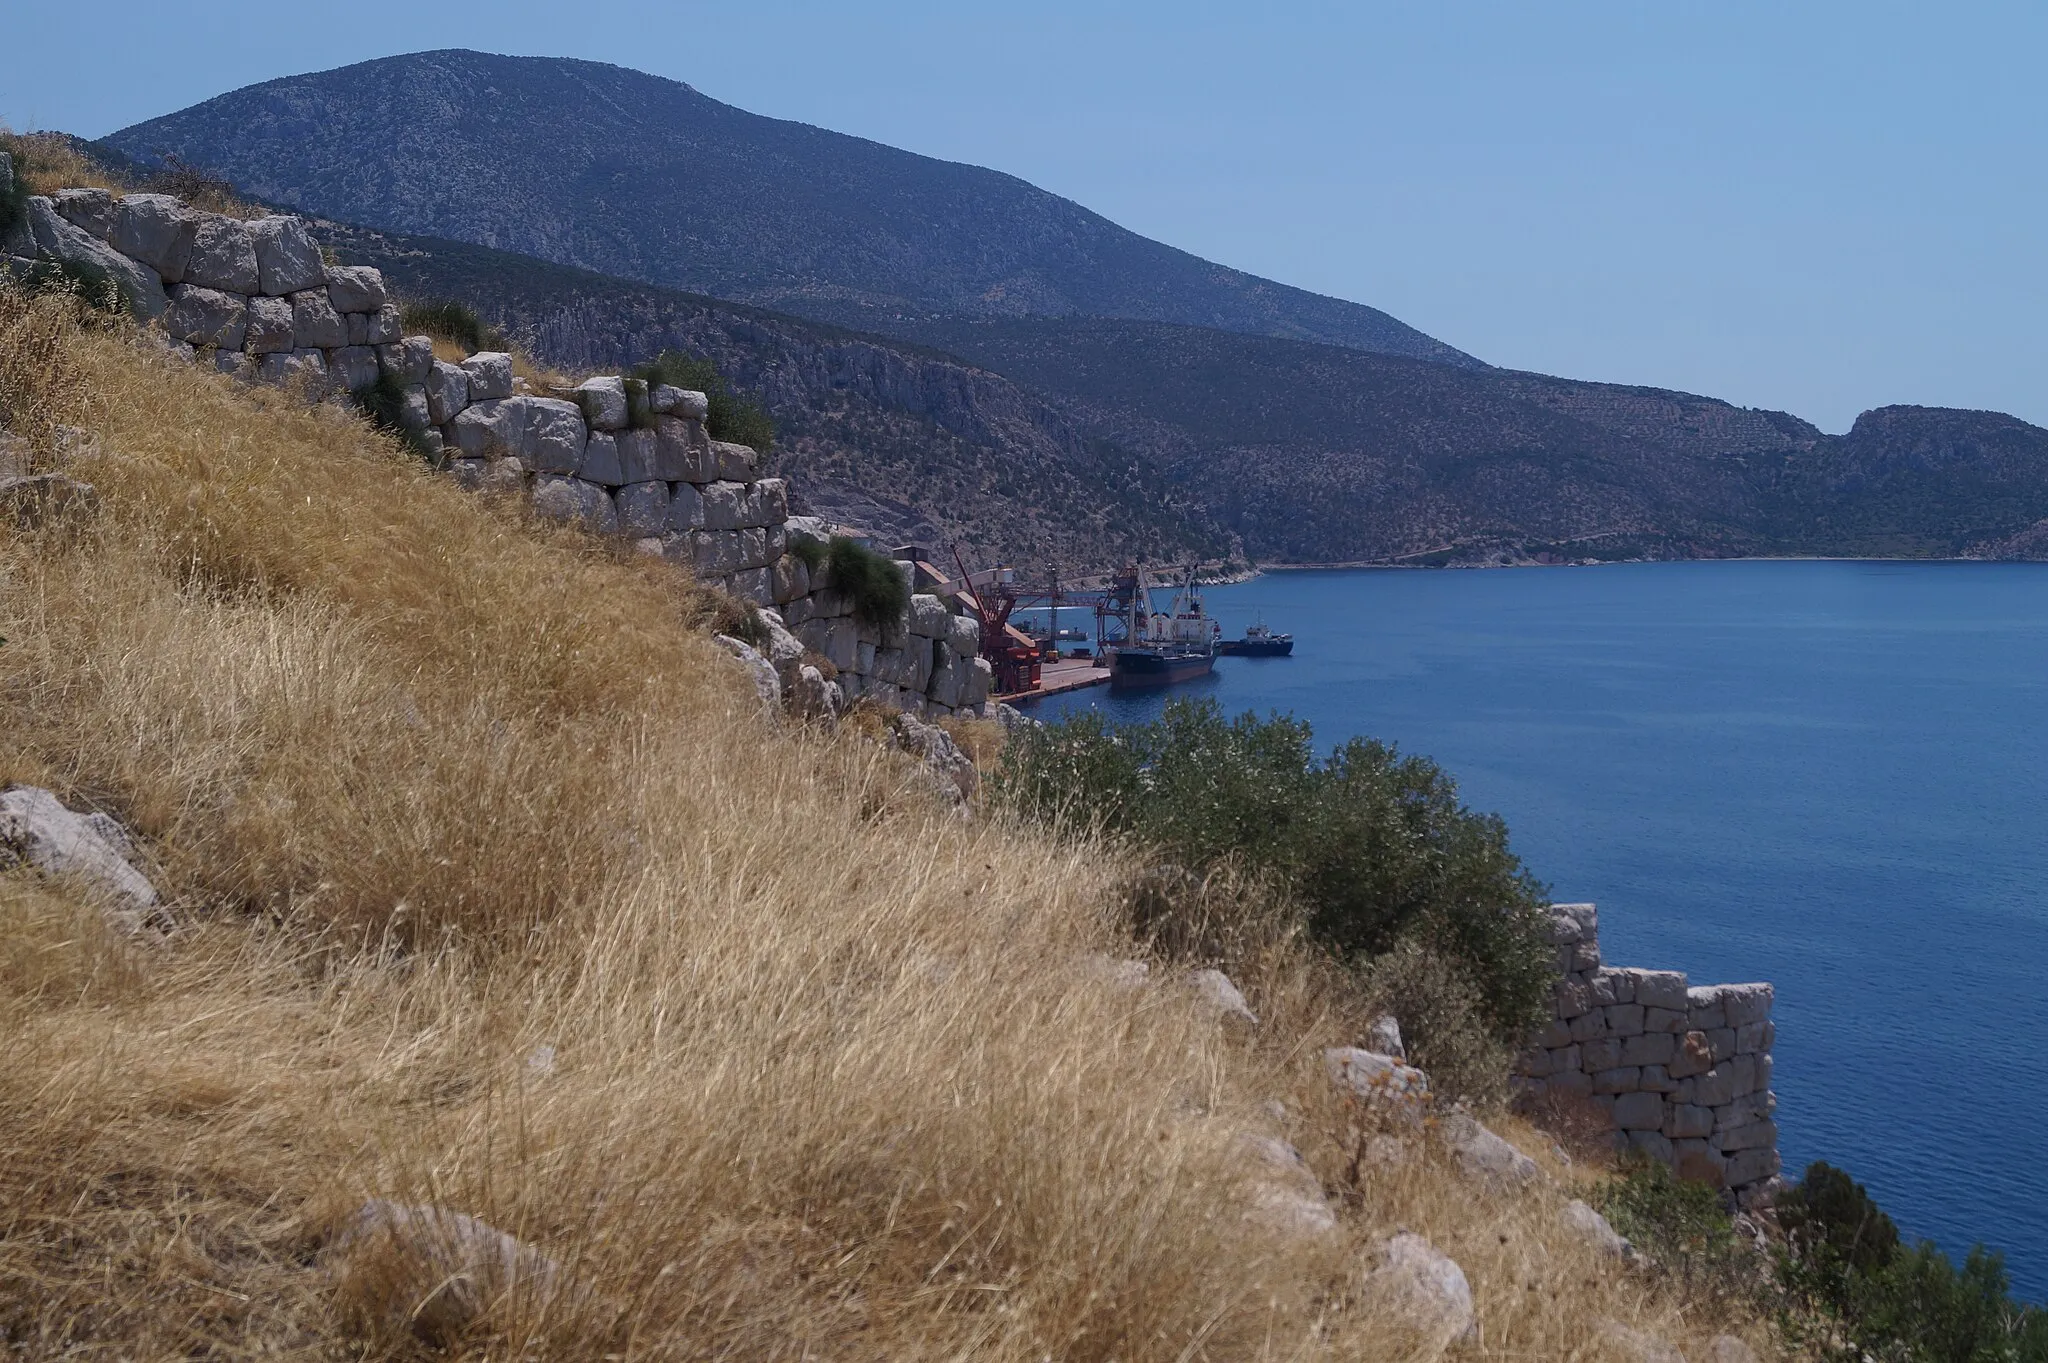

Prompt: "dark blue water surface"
[1025,561,2048,1297]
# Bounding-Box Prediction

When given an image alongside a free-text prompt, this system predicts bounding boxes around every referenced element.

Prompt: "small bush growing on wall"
[631,349,776,453]
[400,300,500,355]
[786,531,827,572]
[824,537,909,629]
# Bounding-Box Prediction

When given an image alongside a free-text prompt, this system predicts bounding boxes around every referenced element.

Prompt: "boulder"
[521,399,588,474]
[530,475,617,534]
[26,198,168,320]
[448,398,529,459]
[1368,1015,1406,1060]
[248,215,325,296]
[573,376,628,431]
[1594,1319,1687,1363]
[290,289,348,349]
[712,634,781,721]
[425,360,469,425]
[1562,1199,1631,1257]
[110,193,197,282]
[180,214,261,294]
[1184,968,1258,1026]
[331,1199,562,1346]
[1366,1234,1475,1344]
[1324,1047,1429,1123]
[460,351,515,402]
[52,187,117,240]
[376,336,434,387]
[615,480,669,537]
[164,284,247,349]
[243,295,294,353]
[0,786,158,930]
[890,712,978,801]
[325,264,388,313]
[1439,1111,1540,1187]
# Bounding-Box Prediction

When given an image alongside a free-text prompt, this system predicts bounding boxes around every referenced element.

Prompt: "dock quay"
[997,656,1110,706]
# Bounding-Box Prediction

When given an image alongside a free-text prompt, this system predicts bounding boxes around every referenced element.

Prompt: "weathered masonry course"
[1513,903,1781,1204]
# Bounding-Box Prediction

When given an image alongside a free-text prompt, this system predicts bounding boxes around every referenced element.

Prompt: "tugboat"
[1219,616,1295,657]
[1108,566,1219,689]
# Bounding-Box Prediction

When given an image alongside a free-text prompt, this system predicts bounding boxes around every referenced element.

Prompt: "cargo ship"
[1218,618,1294,657]
[1108,567,1219,689]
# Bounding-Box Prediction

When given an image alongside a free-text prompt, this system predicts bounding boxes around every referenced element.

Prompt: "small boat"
[1109,566,1219,689]
[1219,619,1294,657]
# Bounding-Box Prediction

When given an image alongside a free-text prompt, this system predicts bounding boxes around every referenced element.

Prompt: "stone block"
[328,345,380,394]
[730,566,775,605]
[1638,1064,1676,1092]
[1692,1066,1738,1107]
[399,386,432,433]
[1591,1066,1641,1095]
[797,617,859,672]
[1580,1037,1621,1072]
[1548,1068,1592,1100]
[363,303,401,345]
[947,612,982,658]
[1619,1032,1674,1067]
[1721,983,1773,1027]
[1555,978,1593,1020]
[615,480,669,537]
[1626,1130,1674,1164]
[245,295,293,353]
[1613,1091,1664,1131]
[712,439,759,481]
[965,656,993,704]
[1755,1053,1772,1091]
[522,398,587,475]
[1686,986,1729,1031]
[754,477,790,524]
[25,198,168,320]
[1588,968,1633,1005]
[291,289,348,348]
[1569,940,1601,972]
[52,188,116,239]
[734,527,772,571]
[1668,1031,1714,1079]
[1665,1103,1713,1139]
[377,336,433,387]
[1714,1119,1776,1153]
[908,593,950,638]
[1645,1006,1689,1033]
[448,398,530,459]
[702,480,748,530]
[1674,1139,1727,1187]
[667,480,705,530]
[1736,1020,1772,1054]
[1632,970,1690,1012]
[531,476,617,534]
[1707,1027,1737,1062]
[649,383,682,414]
[573,376,628,430]
[617,428,660,484]
[692,530,750,579]
[257,348,329,392]
[928,654,966,709]
[1725,1147,1781,1188]
[111,193,196,282]
[165,284,247,349]
[183,214,260,293]
[1568,1009,1608,1043]
[1545,905,1586,945]
[670,388,709,421]
[326,265,388,313]
[426,360,469,425]
[580,433,623,486]
[461,352,515,402]
[1604,1003,1645,1037]
[249,215,325,296]
[1547,1043,1582,1074]
[1533,1019,1572,1049]
[1715,1092,1776,1131]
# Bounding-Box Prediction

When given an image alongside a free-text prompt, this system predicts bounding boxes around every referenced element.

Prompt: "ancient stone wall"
[1514,903,1781,1204]
[1,174,992,719]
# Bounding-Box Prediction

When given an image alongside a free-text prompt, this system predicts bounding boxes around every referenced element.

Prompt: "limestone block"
[1591,1067,1641,1095]
[1619,1032,1674,1067]
[1365,1234,1475,1345]
[165,284,247,349]
[840,672,865,702]
[1626,1130,1675,1165]
[1547,1043,1581,1075]
[1324,1048,1430,1124]
[1554,902,1597,941]
[183,214,260,293]
[1555,978,1593,1020]
[1439,1112,1538,1189]
[328,345,380,394]
[425,361,469,425]
[692,530,750,580]
[574,376,629,431]
[1630,970,1689,1012]
[1568,1009,1607,1043]
[522,398,587,475]
[1725,1147,1781,1188]
[615,480,669,537]
[0,786,158,928]
[729,566,775,606]
[1569,940,1601,972]
[1706,1027,1737,1062]
[1549,1069,1593,1100]
[615,428,660,484]
[449,458,489,490]
[965,656,993,704]
[290,289,347,348]
[1755,1053,1772,1091]
[1644,1006,1688,1033]
[461,352,515,402]
[1604,1003,1645,1037]
[1668,1031,1714,1079]
[651,414,706,480]
[1638,1064,1676,1093]
[531,475,618,534]
[929,655,966,709]
[448,398,530,459]
[1581,1037,1622,1072]
[712,439,759,481]
[1713,1119,1776,1153]
[1721,983,1773,1027]
[736,527,775,571]
[322,263,385,313]
[214,348,253,379]
[1610,1090,1664,1131]
[363,304,402,344]
[1562,1200,1631,1257]
[1687,985,1730,1031]
[782,595,815,627]
[258,348,328,391]
[1516,1046,1554,1078]
[754,477,790,525]
[666,480,705,531]
[243,295,293,353]
[1673,1138,1727,1187]
[1588,969,1630,1006]
[648,383,682,414]
[52,187,116,239]
[249,215,325,296]
[377,336,433,387]
[580,433,624,486]
[1692,1066,1738,1107]
[795,617,859,672]
[947,612,982,658]
[670,388,709,421]
[1665,1103,1713,1139]
[1546,905,1587,945]
[908,593,950,638]
[702,480,748,530]
[25,198,168,320]
[1715,1092,1776,1131]
[111,193,197,282]
[1534,1018,1572,1049]
[1736,1020,1772,1054]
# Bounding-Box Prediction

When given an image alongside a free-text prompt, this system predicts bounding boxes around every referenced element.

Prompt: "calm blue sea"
[1024,561,2048,1298]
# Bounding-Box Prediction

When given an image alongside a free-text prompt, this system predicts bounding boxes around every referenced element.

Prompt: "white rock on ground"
[1701,1335,1760,1363]
[1324,1047,1430,1124]
[712,635,782,722]
[1184,967,1259,1027]
[0,786,158,931]
[889,712,977,802]
[1239,1133,1337,1236]
[1562,1198,1632,1257]
[1438,1111,1540,1189]
[1595,1318,1690,1363]
[1366,1233,1476,1343]
[1368,1014,1406,1059]
[332,1199,563,1345]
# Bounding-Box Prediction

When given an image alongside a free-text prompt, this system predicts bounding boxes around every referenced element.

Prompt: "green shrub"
[824,537,908,629]
[0,149,27,237]
[350,369,437,463]
[991,699,1556,1041]
[630,349,776,453]
[1356,940,1511,1106]
[1596,1159,1757,1304]
[400,299,498,355]
[786,531,827,572]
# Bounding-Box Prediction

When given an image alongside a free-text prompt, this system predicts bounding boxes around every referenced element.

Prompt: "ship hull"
[1219,638,1294,657]
[1109,647,1216,688]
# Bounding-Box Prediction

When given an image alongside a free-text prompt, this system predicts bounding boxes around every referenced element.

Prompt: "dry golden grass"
[4,131,258,218]
[0,289,1780,1359]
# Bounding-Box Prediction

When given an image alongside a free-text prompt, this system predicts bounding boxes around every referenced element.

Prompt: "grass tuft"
[631,347,776,453]
[824,535,910,628]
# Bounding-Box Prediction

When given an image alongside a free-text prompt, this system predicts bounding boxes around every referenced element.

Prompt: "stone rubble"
[331,1199,563,1345]
[0,786,159,932]
[1366,1233,1477,1343]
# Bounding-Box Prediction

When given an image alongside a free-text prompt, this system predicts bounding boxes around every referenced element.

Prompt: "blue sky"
[7,2,2043,431]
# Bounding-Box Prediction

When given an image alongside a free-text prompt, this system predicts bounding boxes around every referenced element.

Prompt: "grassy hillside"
[0,285,1782,1357]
